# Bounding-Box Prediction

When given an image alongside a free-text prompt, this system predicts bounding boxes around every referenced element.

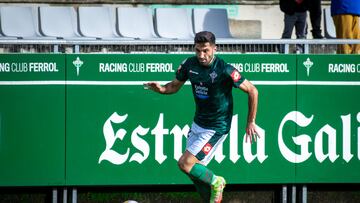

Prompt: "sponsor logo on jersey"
[231,70,241,82]
[202,143,213,155]
[195,84,209,99]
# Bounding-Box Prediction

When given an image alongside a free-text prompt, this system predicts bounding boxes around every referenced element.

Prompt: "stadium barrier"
[0,0,330,4]
[1,39,360,54]
[0,52,359,202]
[0,3,358,203]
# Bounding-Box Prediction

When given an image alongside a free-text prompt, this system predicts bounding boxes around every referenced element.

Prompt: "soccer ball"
[123,200,138,203]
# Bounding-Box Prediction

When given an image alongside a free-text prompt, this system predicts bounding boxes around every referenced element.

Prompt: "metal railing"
[0,39,359,54]
[0,0,332,5]
[0,0,275,5]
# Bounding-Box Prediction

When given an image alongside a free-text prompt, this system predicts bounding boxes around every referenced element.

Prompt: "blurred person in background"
[308,0,324,39]
[279,0,309,53]
[331,0,360,54]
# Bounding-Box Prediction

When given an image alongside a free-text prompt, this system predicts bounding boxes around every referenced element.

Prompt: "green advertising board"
[0,53,359,186]
[220,55,298,184]
[65,54,194,185]
[64,54,299,185]
[0,54,65,186]
[295,55,360,183]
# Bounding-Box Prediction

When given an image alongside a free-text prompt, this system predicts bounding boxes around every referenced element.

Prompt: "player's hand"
[144,82,164,93]
[245,122,259,144]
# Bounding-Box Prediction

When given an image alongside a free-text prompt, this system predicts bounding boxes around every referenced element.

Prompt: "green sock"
[189,163,215,185]
[189,176,211,202]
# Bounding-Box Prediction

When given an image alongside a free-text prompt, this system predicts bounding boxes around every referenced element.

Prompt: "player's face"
[195,42,216,66]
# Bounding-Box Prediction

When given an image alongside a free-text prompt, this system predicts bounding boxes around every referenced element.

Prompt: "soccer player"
[144,31,259,203]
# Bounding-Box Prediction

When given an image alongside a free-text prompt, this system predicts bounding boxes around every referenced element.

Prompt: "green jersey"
[176,56,245,134]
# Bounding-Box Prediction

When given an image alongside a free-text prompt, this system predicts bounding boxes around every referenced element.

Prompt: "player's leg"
[178,123,227,202]
[178,122,217,184]
[190,177,211,202]
[178,151,214,184]
[178,124,214,201]
[178,150,213,202]
[178,151,211,202]
[179,150,226,203]
[199,132,228,203]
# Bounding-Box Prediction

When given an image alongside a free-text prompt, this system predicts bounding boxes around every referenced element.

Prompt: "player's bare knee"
[178,156,192,173]
[177,157,187,173]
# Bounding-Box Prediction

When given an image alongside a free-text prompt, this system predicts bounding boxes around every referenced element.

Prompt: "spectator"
[280,0,308,53]
[331,0,360,54]
[308,0,324,39]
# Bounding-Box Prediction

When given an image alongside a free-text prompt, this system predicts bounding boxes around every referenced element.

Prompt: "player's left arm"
[239,79,259,143]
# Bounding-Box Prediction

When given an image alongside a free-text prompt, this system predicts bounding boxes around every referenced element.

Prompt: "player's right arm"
[145,61,189,94]
[144,79,185,94]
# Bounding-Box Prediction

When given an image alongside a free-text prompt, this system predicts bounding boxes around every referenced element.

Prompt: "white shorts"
[186,122,228,166]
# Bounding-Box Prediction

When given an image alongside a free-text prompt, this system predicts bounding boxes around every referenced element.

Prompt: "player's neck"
[204,55,216,68]
[209,55,215,65]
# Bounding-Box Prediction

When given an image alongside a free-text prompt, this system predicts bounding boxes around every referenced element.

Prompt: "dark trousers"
[280,12,307,53]
[308,0,323,38]
[282,12,307,39]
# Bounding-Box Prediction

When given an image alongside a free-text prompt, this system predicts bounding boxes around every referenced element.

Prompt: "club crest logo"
[72,57,84,76]
[209,71,217,83]
[303,58,314,77]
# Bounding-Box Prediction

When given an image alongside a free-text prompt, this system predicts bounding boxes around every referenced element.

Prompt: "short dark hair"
[194,31,216,45]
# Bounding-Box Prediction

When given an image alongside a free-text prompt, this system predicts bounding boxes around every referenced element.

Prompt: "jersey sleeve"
[225,64,245,88]
[175,58,190,82]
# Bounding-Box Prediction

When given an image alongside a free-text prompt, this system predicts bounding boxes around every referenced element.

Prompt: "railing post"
[74,45,80,53]
[53,45,59,53]
[292,185,296,203]
[72,188,77,203]
[282,185,287,203]
[302,185,307,203]
[304,44,309,54]
[52,188,58,203]
[63,187,67,203]
[284,44,289,54]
